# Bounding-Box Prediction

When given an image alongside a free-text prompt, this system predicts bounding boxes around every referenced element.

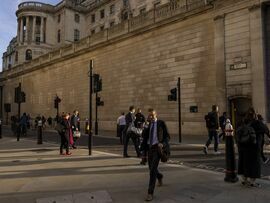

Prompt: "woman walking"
[237,108,266,187]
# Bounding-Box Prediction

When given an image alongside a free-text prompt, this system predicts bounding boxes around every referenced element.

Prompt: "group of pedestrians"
[55,110,81,155]
[203,105,270,188]
[11,113,31,141]
[118,106,170,201]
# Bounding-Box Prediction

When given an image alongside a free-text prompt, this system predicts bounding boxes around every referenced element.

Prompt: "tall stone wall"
[1,0,264,137]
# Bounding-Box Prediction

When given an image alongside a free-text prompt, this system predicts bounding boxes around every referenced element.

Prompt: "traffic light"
[14,87,26,103]
[93,74,102,93]
[15,87,20,103]
[54,96,61,109]
[93,74,100,93]
[168,88,177,101]
[96,96,104,106]
[20,92,26,103]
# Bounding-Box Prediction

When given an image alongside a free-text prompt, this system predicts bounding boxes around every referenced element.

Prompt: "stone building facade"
[0,0,269,137]
[2,0,173,70]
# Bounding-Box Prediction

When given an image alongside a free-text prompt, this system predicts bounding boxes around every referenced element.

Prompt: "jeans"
[206,130,219,152]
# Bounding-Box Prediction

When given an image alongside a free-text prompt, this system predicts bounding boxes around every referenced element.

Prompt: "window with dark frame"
[91,14,95,23]
[100,9,105,19]
[74,29,80,41]
[15,51,18,62]
[154,1,161,7]
[25,49,32,60]
[110,4,115,14]
[57,30,61,43]
[140,8,146,14]
[110,21,115,27]
[75,13,80,23]
[57,14,61,23]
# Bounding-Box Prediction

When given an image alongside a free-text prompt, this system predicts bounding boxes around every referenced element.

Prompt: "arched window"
[25,49,32,60]
[74,29,80,42]
[57,30,61,43]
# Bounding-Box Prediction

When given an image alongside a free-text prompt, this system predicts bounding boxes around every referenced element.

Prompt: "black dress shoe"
[123,155,130,158]
[157,177,163,187]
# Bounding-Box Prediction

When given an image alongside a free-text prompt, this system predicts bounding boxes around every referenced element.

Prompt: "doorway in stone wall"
[229,97,252,129]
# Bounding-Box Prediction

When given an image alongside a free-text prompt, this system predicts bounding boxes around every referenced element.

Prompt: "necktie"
[150,122,155,146]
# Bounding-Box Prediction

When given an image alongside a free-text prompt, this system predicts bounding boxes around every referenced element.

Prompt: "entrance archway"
[229,97,252,129]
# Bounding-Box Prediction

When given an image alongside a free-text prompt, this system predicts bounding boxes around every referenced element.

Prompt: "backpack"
[205,112,216,129]
[236,124,257,145]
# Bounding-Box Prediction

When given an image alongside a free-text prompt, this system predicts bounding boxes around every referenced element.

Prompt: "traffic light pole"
[95,92,98,135]
[89,60,93,156]
[18,83,21,120]
[178,77,182,143]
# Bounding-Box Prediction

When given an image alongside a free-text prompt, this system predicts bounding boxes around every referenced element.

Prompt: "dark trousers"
[206,130,219,152]
[261,139,267,162]
[219,130,225,140]
[123,132,140,157]
[60,134,69,154]
[118,125,126,144]
[16,125,21,141]
[73,137,78,147]
[148,145,163,195]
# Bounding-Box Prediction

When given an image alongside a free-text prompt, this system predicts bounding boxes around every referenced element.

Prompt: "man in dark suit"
[141,109,170,201]
[123,106,140,157]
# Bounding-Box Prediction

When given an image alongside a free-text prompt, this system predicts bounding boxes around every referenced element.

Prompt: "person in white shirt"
[117,112,126,144]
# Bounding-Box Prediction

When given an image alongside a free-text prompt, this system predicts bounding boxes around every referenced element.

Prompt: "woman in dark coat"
[58,113,73,155]
[237,108,265,187]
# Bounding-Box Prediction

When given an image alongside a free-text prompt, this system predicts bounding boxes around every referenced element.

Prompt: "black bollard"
[37,120,43,144]
[224,131,238,183]
[0,119,2,139]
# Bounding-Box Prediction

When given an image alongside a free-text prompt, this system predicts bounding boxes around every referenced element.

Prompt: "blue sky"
[0,0,61,70]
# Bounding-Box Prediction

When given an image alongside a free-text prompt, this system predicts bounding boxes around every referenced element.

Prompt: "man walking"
[141,109,170,201]
[203,105,220,155]
[123,106,140,157]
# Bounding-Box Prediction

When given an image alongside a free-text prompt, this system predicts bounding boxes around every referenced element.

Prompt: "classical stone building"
[0,0,269,137]
[2,0,172,70]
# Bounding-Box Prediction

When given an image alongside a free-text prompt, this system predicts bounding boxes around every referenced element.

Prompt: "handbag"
[158,147,169,162]
[127,122,143,137]
[73,131,81,138]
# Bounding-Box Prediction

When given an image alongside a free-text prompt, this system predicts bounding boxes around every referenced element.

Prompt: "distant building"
[2,0,172,70]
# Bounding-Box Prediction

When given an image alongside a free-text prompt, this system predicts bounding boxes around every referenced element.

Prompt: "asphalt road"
[1,126,270,180]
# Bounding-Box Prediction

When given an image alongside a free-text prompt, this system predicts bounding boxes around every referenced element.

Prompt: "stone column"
[214,14,226,112]
[20,18,24,44]
[249,4,267,118]
[40,17,44,43]
[17,18,20,43]
[25,16,29,43]
[32,16,36,43]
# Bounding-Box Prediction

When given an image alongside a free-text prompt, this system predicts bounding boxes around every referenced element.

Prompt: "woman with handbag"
[71,110,81,149]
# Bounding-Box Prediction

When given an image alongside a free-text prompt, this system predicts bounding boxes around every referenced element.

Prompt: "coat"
[141,120,170,155]
[237,119,265,178]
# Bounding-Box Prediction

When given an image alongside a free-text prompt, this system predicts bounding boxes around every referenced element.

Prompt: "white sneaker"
[203,146,208,155]
[214,151,221,155]
[264,158,269,164]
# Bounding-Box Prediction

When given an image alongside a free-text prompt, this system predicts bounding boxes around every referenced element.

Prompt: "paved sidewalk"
[0,136,270,203]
